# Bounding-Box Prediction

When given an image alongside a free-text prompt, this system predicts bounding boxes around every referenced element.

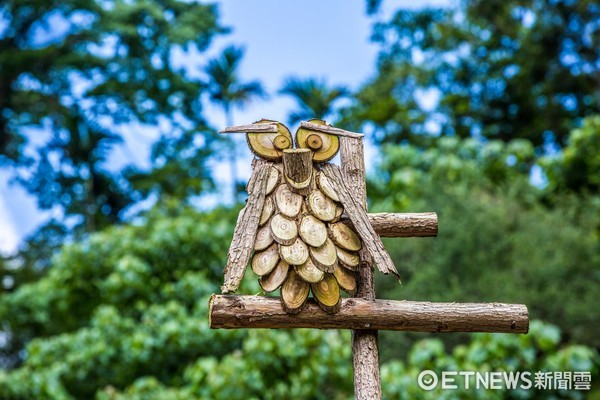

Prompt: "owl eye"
[295,119,340,162]
[247,119,293,161]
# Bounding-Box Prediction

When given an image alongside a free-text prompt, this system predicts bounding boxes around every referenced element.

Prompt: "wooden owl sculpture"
[221,119,399,314]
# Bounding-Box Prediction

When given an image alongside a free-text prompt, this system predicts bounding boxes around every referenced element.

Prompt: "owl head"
[221,119,352,163]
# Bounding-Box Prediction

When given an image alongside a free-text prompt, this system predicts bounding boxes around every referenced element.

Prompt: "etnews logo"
[417,370,592,391]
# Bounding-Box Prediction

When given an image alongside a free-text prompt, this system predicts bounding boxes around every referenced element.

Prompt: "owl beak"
[220,123,278,134]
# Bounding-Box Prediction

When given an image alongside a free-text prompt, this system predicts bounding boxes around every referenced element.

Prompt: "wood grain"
[346,212,438,238]
[221,160,270,293]
[209,295,530,334]
[322,164,399,279]
[300,121,364,138]
[339,136,382,400]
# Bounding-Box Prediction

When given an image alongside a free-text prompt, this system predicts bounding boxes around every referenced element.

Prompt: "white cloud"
[0,195,19,255]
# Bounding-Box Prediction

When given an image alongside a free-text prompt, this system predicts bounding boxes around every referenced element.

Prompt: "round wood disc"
[254,225,274,251]
[316,171,340,202]
[260,260,289,292]
[298,214,328,247]
[295,258,325,283]
[270,213,298,245]
[336,246,360,270]
[331,205,344,223]
[251,243,280,276]
[311,273,341,314]
[281,269,310,314]
[309,238,338,272]
[333,264,356,293]
[246,120,293,161]
[275,183,303,218]
[279,237,309,265]
[306,190,337,222]
[265,166,281,195]
[328,222,362,251]
[259,196,275,226]
[295,119,340,163]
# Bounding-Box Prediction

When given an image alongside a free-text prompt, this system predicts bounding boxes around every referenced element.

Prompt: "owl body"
[221,119,398,314]
[251,160,360,314]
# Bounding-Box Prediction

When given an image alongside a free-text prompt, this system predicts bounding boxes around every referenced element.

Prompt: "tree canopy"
[344,0,600,150]
[1,0,224,234]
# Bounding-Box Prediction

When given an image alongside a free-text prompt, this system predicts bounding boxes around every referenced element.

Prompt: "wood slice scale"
[333,264,357,293]
[331,205,344,223]
[309,237,338,272]
[254,225,274,251]
[279,237,310,265]
[265,166,281,195]
[328,222,362,251]
[311,273,341,314]
[275,183,303,218]
[316,171,340,202]
[280,269,310,314]
[295,258,325,283]
[270,213,298,245]
[306,190,337,222]
[259,260,289,292]
[251,243,280,276]
[336,246,360,270]
[298,214,328,247]
[259,196,274,226]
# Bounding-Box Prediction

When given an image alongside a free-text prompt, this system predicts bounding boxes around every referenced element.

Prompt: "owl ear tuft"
[295,119,340,162]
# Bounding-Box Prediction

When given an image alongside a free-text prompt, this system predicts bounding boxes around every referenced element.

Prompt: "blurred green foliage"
[381,321,598,399]
[343,0,599,149]
[369,132,600,351]
[542,115,600,194]
[0,0,225,275]
[0,203,597,399]
[2,0,600,398]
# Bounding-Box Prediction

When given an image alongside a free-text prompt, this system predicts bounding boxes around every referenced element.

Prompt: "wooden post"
[339,136,382,400]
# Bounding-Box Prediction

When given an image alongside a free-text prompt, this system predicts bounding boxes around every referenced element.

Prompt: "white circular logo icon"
[418,370,438,391]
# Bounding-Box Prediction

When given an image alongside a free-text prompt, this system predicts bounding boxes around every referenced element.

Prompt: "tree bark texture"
[346,212,438,238]
[209,295,530,334]
[222,159,270,293]
[338,137,382,400]
[220,123,278,133]
[299,121,364,138]
[282,148,313,195]
[322,163,399,279]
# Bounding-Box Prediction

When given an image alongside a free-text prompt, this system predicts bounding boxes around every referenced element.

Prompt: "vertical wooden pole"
[340,137,382,400]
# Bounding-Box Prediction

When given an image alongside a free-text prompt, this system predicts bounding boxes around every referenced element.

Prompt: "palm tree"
[279,77,350,126]
[204,45,266,202]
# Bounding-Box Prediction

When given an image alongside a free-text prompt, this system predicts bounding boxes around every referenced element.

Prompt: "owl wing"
[221,159,272,294]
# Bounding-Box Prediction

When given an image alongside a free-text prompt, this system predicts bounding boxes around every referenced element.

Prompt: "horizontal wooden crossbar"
[356,212,438,238]
[209,295,529,334]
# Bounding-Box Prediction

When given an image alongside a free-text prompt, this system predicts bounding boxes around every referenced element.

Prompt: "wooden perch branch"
[209,295,530,334]
[349,212,438,238]
[300,121,364,138]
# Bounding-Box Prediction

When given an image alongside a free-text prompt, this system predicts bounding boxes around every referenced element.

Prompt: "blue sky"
[0,0,451,254]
